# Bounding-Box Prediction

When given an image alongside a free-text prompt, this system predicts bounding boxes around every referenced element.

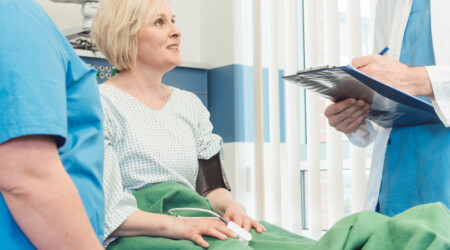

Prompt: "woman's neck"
[107,67,174,110]
[123,66,163,91]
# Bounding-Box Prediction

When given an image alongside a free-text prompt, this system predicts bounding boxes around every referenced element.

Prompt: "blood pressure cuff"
[196,153,231,197]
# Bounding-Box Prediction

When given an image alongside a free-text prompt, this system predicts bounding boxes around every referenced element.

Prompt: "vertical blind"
[252,0,376,239]
[324,0,344,230]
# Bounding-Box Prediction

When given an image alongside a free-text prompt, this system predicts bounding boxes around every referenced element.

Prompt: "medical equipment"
[49,0,111,83]
[50,0,99,38]
[168,207,253,245]
[196,153,231,197]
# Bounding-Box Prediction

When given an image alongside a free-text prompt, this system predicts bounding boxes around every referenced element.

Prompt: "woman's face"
[136,1,181,73]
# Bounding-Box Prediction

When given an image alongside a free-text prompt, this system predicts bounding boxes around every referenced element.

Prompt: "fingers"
[222,226,238,239]
[324,98,357,117]
[345,113,368,133]
[249,220,266,234]
[242,217,252,232]
[349,101,370,119]
[226,215,242,227]
[189,223,228,248]
[186,218,237,248]
[334,102,370,133]
[191,234,210,248]
[325,98,370,134]
[230,216,267,234]
[202,225,229,240]
[225,213,250,232]
[351,56,368,69]
[351,55,381,69]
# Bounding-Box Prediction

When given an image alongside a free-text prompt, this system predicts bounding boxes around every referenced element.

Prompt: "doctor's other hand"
[324,98,371,134]
[223,201,267,234]
[172,216,237,248]
[352,55,433,97]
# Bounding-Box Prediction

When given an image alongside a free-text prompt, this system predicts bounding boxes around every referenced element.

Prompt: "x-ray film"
[283,65,441,128]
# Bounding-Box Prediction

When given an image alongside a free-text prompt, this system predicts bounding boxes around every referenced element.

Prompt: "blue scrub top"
[0,0,105,248]
[379,0,450,216]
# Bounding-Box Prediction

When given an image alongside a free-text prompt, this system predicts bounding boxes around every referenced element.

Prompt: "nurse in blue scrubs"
[0,0,105,249]
[324,0,450,216]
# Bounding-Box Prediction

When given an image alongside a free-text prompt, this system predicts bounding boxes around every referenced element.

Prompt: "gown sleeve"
[192,95,225,161]
[102,100,139,247]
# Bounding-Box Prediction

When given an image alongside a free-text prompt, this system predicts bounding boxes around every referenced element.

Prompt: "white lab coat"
[347,0,450,211]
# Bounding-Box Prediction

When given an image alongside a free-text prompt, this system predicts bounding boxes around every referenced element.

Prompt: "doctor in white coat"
[324,0,450,216]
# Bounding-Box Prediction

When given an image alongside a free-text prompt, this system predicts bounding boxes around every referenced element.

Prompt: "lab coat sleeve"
[426,65,450,127]
[372,0,388,54]
[102,106,139,247]
[346,120,377,148]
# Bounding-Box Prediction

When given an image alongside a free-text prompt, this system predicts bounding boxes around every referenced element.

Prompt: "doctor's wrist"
[409,67,433,97]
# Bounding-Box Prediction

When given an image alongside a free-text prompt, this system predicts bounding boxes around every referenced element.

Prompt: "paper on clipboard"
[283,65,441,128]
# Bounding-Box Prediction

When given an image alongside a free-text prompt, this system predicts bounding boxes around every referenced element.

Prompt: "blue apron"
[378,0,450,216]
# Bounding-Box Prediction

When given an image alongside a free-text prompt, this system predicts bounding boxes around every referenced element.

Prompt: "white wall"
[199,0,289,68]
[201,0,237,68]
[36,0,82,30]
[170,0,204,67]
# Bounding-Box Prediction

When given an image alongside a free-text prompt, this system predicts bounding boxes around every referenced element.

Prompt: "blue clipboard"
[283,65,441,128]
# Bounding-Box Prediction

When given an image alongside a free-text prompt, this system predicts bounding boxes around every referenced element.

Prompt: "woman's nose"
[170,24,181,39]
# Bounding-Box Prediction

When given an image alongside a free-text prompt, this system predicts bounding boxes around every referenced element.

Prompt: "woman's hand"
[206,188,267,234]
[223,201,267,233]
[112,210,236,249]
[324,98,370,133]
[169,216,237,248]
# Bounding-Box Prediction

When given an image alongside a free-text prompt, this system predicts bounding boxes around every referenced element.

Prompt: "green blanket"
[107,181,450,250]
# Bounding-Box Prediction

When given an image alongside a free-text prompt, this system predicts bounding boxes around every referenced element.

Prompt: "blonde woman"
[91,0,269,248]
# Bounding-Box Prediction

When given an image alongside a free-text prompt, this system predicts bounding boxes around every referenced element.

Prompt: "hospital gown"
[100,84,224,246]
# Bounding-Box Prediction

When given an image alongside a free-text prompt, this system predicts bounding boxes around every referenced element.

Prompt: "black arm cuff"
[196,153,231,197]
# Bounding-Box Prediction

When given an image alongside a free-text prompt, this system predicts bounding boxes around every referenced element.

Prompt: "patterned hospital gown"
[100,84,224,246]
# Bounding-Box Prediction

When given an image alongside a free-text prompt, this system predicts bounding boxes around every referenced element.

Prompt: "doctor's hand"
[352,55,433,97]
[324,98,370,134]
[223,201,267,234]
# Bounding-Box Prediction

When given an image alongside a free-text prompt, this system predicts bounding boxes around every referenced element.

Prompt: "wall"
[36,0,82,30]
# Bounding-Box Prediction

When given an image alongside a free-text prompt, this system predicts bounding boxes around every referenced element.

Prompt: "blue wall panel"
[208,64,286,143]
[207,65,238,143]
[162,66,208,93]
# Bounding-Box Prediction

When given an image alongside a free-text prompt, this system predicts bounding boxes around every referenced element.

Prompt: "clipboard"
[283,65,441,128]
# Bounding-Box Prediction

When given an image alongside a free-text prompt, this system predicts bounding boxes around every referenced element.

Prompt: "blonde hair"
[91,0,164,71]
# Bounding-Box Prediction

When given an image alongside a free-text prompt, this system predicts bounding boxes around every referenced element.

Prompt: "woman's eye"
[155,19,164,26]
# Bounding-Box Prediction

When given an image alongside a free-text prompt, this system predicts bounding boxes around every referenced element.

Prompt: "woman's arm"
[112,208,237,248]
[190,93,266,234]
[0,135,102,249]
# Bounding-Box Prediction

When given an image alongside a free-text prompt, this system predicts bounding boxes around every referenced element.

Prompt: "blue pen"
[379,46,389,55]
